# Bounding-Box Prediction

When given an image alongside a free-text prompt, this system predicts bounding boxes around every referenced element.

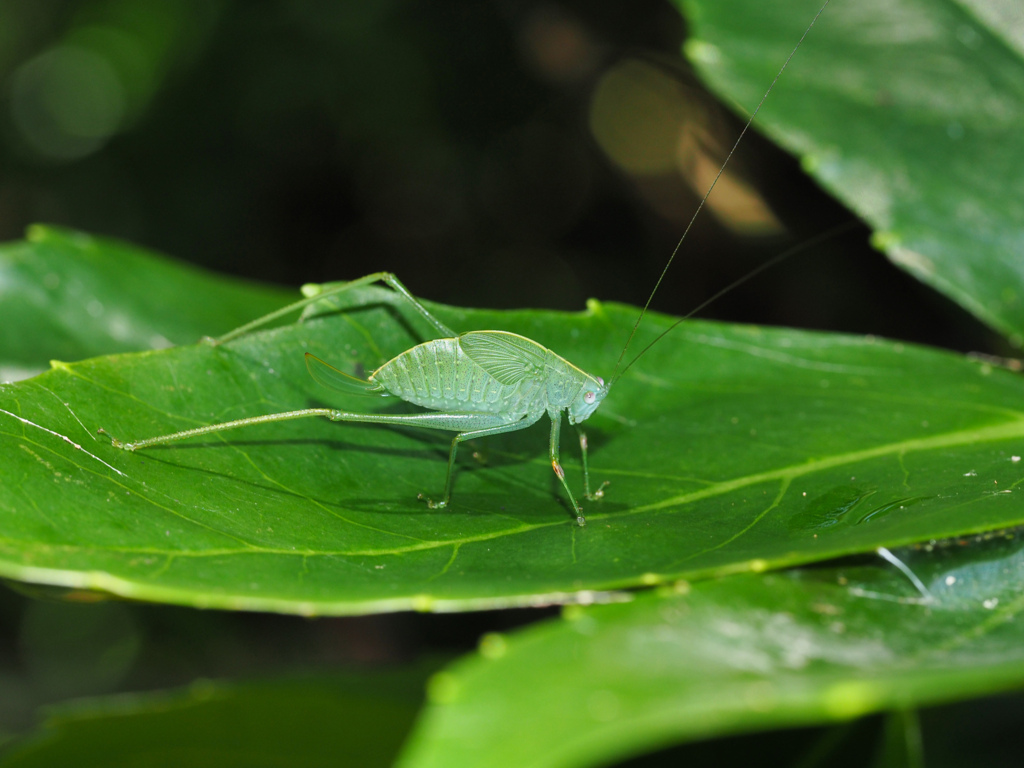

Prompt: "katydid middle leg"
[576,427,609,502]
[419,412,546,511]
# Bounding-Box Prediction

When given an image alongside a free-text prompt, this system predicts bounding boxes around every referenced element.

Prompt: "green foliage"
[0,670,428,767]
[1,284,1024,614]
[1,0,1023,766]
[400,532,1024,768]
[0,226,290,377]
[681,0,1024,342]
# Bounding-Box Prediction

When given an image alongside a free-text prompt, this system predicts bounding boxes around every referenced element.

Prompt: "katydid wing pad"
[458,332,553,385]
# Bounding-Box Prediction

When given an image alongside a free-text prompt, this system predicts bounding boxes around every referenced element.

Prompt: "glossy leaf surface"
[400,531,1024,768]
[682,0,1024,341]
[1,284,1023,614]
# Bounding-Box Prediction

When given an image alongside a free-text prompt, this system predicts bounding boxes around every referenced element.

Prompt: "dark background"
[0,0,1007,761]
[0,0,997,351]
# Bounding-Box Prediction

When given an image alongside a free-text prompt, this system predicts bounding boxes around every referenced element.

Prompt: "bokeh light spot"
[11,44,126,160]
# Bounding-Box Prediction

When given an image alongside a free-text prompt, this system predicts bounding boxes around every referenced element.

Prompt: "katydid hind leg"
[107,407,512,459]
[107,392,591,521]
[212,271,457,346]
[103,408,342,451]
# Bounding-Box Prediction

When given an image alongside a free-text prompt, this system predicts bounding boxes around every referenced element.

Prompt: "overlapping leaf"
[399,531,1024,768]
[681,0,1024,341]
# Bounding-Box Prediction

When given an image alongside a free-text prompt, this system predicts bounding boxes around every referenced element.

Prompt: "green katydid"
[104,2,832,527]
[109,272,609,526]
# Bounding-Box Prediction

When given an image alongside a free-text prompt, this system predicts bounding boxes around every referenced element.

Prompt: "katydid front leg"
[548,416,586,527]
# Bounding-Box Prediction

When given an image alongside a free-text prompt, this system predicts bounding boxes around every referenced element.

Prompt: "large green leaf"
[0,670,426,768]
[680,0,1024,342]
[2,283,1024,614]
[0,226,290,379]
[398,531,1024,768]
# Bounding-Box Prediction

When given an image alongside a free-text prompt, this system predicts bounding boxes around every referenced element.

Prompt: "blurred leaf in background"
[0,226,290,380]
[0,669,429,768]
[0,0,975,348]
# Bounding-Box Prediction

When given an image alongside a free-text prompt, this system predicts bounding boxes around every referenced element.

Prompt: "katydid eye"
[583,391,596,404]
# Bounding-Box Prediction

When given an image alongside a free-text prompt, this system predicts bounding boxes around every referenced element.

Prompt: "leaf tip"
[585,298,606,319]
[26,223,49,243]
[426,671,460,705]
[683,38,719,66]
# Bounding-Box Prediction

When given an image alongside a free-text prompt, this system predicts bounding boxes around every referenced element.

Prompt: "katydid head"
[568,375,609,425]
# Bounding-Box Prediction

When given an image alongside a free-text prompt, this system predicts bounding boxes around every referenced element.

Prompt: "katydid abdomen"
[372,336,543,419]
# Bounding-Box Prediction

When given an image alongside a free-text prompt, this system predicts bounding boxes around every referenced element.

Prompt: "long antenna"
[610,0,832,382]
[615,220,858,380]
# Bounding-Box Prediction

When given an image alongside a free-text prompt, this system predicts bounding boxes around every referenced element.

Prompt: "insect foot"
[96,428,133,451]
[417,493,448,510]
[586,481,610,502]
